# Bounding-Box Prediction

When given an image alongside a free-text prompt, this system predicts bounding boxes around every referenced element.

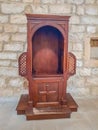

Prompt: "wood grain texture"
[16,93,78,120]
[17,14,77,120]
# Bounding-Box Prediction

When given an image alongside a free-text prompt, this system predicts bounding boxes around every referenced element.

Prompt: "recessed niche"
[32,25,64,75]
[84,35,98,67]
[90,38,98,59]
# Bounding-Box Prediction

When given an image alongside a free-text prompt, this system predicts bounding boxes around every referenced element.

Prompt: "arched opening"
[32,25,64,76]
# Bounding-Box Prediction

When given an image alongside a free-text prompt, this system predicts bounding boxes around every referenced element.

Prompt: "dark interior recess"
[32,25,64,75]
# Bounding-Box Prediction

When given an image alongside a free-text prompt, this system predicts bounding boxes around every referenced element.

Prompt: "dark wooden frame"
[16,14,78,120]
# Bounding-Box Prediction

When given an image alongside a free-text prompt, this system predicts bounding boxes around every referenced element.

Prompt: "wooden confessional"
[16,14,78,120]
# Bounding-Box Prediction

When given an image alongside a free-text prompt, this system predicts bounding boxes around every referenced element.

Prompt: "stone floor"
[0,96,98,130]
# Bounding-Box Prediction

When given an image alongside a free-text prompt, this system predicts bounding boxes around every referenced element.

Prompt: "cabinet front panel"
[38,82,59,103]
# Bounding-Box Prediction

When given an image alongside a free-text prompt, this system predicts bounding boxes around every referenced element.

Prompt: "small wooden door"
[38,82,59,103]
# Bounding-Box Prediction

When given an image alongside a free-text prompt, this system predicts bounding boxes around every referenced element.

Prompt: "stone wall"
[0,0,98,97]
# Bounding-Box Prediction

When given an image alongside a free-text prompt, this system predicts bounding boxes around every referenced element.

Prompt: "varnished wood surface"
[32,26,60,74]
[26,14,70,21]
[17,14,77,120]
[16,93,78,120]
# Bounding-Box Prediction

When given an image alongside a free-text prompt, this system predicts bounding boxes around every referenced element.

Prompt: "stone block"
[0,15,8,23]
[5,0,21,1]
[70,25,85,33]
[4,24,18,33]
[67,0,84,5]
[77,6,84,15]
[11,61,18,67]
[32,5,48,14]
[87,77,98,86]
[0,77,6,88]
[0,67,18,77]
[8,78,24,88]
[0,25,3,32]
[0,33,10,42]
[0,43,3,51]
[11,34,26,42]
[72,51,83,59]
[72,43,83,51]
[85,0,96,4]
[68,86,90,97]
[81,16,98,24]
[56,0,65,4]
[91,68,98,76]
[0,52,17,60]
[69,33,84,43]
[68,76,85,88]
[41,0,56,4]
[90,86,98,96]
[80,68,91,76]
[69,15,80,24]
[76,68,81,76]
[0,60,10,67]
[1,3,25,14]
[85,5,98,15]
[49,4,72,14]
[4,44,23,52]
[72,5,76,13]
[87,26,96,33]
[24,44,27,52]
[23,0,33,2]
[33,0,40,4]
[10,15,27,24]
[24,5,32,14]
[18,26,27,33]
[76,60,83,67]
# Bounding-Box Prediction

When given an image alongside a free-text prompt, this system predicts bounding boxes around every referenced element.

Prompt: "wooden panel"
[16,93,78,120]
[46,83,58,102]
[38,83,47,102]
[37,82,59,102]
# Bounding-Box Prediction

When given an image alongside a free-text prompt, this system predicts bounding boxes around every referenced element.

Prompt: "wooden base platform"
[16,93,78,120]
